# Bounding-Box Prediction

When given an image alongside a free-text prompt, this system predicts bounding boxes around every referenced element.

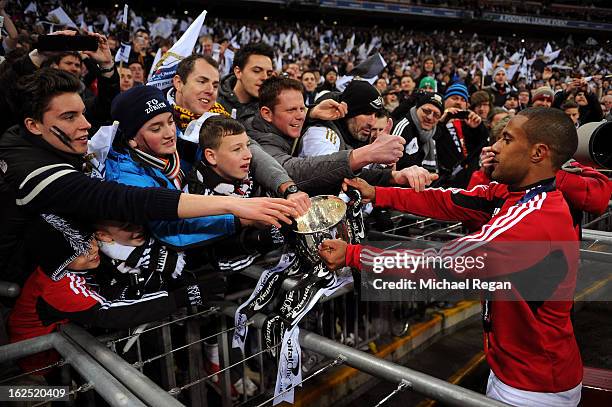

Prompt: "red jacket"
[346,181,582,392]
[468,163,610,217]
[9,266,184,373]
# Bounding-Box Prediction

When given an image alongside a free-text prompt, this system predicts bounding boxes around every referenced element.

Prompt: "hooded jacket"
[216,73,259,123]
[247,113,358,196]
[347,180,582,393]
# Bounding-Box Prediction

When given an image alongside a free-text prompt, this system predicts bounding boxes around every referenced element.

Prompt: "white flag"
[47,7,77,28]
[87,122,120,180]
[506,63,519,81]
[147,48,162,81]
[122,4,129,25]
[25,2,38,14]
[147,10,207,91]
[545,43,553,56]
[115,43,131,64]
[483,55,493,75]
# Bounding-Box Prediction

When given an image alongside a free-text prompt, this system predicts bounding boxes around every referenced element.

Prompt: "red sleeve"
[350,193,577,285]
[556,164,611,216]
[374,184,500,224]
[467,170,491,190]
[42,274,100,313]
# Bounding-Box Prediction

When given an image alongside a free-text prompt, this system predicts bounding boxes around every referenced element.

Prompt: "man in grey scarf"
[391,92,445,172]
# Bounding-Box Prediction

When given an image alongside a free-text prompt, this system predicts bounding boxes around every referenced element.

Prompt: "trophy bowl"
[294,195,351,265]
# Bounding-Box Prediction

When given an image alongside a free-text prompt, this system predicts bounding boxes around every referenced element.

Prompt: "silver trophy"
[294,195,352,266]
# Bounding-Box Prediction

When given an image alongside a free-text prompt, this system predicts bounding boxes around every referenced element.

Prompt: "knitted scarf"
[167,88,230,131]
[131,148,185,189]
[409,106,438,171]
[187,160,254,198]
[172,104,197,131]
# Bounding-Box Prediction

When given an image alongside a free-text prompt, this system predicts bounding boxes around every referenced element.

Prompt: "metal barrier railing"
[1,200,610,406]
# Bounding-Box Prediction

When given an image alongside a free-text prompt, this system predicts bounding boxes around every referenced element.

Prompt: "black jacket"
[247,113,358,196]
[217,74,259,123]
[390,115,487,188]
[487,82,517,107]
[0,125,181,285]
[553,90,603,125]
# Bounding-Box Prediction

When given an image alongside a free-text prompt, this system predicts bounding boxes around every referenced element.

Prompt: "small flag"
[115,43,131,64]
[147,10,207,92]
[47,7,77,28]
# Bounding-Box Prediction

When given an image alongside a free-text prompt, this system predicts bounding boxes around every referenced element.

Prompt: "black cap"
[340,80,384,118]
[415,92,444,114]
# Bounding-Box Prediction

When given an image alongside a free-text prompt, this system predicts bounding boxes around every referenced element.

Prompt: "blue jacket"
[105,148,237,249]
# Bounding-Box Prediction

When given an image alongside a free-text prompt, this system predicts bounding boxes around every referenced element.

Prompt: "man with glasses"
[391,92,455,175]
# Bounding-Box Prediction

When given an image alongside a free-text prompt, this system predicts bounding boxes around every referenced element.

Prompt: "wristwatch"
[98,64,115,74]
[283,184,300,199]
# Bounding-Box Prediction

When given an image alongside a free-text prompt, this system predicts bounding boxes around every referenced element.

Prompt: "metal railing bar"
[254,356,346,407]
[297,330,509,407]
[53,332,148,407]
[60,324,182,407]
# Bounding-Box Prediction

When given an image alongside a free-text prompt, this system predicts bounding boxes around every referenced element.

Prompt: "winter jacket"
[247,113,358,196]
[104,148,238,250]
[487,82,517,107]
[347,180,582,393]
[216,74,259,123]
[0,125,180,285]
[299,117,394,189]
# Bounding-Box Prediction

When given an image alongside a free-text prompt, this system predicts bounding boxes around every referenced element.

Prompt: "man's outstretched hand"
[318,239,348,271]
[342,177,376,203]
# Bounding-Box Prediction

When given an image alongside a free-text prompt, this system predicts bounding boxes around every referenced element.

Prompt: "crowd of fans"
[0,1,611,405]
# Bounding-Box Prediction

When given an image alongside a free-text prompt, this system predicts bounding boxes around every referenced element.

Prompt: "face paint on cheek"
[50,126,76,151]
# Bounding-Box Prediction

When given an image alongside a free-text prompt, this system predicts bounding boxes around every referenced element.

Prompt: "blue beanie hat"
[111,85,173,140]
[444,83,469,102]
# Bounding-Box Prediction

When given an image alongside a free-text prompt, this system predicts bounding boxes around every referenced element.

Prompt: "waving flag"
[147,10,207,92]
[47,7,77,28]
[336,53,387,92]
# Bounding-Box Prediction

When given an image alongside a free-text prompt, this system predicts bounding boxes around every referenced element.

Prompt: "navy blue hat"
[111,85,173,140]
[444,83,469,102]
